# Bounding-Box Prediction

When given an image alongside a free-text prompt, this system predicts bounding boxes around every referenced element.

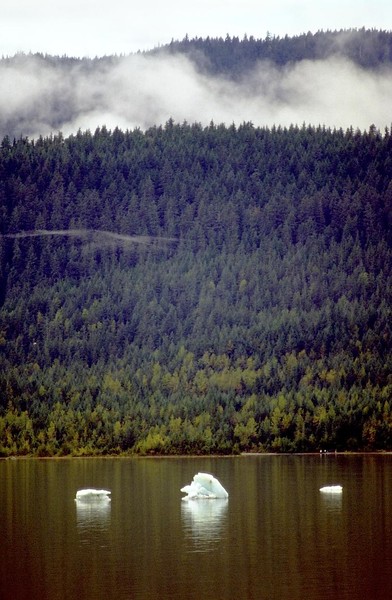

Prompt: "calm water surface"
[1,454,391,600]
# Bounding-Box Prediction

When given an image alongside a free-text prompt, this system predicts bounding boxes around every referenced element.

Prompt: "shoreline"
[2,450,392,460]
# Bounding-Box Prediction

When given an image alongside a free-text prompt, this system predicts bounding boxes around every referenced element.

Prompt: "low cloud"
[0,51,391,139]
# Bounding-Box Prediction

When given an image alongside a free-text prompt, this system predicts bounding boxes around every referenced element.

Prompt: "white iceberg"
[319,485,343,494]
[75,488,111,502]
[181,472,229,500]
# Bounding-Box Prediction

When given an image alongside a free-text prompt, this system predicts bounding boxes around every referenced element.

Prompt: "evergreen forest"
[160,28,392,75]
[0,31,392,456]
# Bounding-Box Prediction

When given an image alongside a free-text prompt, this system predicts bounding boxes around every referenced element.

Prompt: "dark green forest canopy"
[154,28,392,76]
[0,122,391,455]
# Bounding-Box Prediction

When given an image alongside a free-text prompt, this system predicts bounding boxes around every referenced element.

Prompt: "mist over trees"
[0,30,392,456]
[1,28,392,140]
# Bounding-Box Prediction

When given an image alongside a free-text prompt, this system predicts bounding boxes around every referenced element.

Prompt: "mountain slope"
[0,122,391,455]
[157,28,392,77]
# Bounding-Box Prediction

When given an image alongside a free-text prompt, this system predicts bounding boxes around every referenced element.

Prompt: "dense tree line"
[0,121,391,455]
[160,29,392,77]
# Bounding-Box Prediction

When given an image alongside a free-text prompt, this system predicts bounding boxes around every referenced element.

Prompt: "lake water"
[1,454,391,600]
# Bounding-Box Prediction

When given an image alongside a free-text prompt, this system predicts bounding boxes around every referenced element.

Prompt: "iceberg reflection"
[75,489,111,541]
[75,498,111,527]
[181,498,228,552]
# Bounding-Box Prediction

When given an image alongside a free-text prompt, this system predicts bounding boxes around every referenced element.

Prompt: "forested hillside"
[0,121,391,455]
[160,28,392,76]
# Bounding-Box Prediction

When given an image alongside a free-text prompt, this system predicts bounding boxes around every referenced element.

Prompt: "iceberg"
[181,472,229,500]
[319,485,343,493]
[75,488,111,502]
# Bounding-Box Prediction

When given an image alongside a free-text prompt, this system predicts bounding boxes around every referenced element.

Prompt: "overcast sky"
[1,0,391,58]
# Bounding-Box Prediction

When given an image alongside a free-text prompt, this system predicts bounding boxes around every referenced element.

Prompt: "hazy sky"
[1,0,391,58]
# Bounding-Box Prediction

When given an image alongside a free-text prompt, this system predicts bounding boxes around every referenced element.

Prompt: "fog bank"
[1,52,391,139]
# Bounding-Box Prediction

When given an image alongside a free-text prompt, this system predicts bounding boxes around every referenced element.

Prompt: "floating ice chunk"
[181,472,228,499]
[319,485,343,493]
[75,488,111,502]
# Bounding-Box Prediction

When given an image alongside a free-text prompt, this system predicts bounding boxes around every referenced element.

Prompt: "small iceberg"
[319,485,343,494]
[181,472,229,500]
[75,488,111,502]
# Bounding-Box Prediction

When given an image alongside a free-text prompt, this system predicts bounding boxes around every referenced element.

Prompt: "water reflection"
[1,456,391,600]
[75,497,111,544]
[181,499,228,553]
[320,491,343,513]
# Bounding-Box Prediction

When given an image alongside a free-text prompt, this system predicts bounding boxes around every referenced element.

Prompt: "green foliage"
[0,119,392,455]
